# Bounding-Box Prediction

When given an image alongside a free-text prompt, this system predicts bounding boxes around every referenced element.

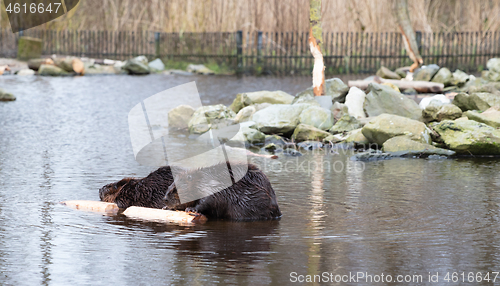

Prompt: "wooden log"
[53,57,84,74]
[72,58,85,74]
[123,206,207,225]
[61,200,119,214]
[348,77,444,93]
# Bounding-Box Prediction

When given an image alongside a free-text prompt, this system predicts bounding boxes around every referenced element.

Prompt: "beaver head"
[99,177,138,208]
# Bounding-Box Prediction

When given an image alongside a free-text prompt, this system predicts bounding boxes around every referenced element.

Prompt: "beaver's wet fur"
[99,166,174,209]
[164,162,281,221]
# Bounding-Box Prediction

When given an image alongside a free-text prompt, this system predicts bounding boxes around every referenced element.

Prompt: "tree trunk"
[395,0,423,72]
[309,0,325,96]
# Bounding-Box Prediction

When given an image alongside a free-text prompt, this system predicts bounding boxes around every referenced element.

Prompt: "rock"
[17,37,42,60]
[297,141,323,150]
[134,56,149,65]
[423,102,462,123]
[364,83,423,121]
[376,66,401,80]
[419,94,450,109]
[291,124,331,142]
[148,59,165,71]
[382,136,455,157]
[299,106,335,130]
[0,88,16,101]
[230,90,294,113]
[233,105,257,123]
[464,107,500,128]
[187,64,215,75]
[38,64,70,76]
[240,126,266,144]
[330,101,349,121]
[351,149,391,161]
[283,148,303,156]
[452,92,472,111]
[188,104,236,134]
[469,92,500,111]
[329,114,361,134]
[164,69,193,76]
[361,113,431,146]
[482,71,500,82]
[487,58,500,73]
[294,78,349,103]
[344,86,366,119]
[413,64,440,81]
[395,67,409,78]
[168,105,195,129]
[123,58,150,75]
[432,119,500,155]
[265,134,289,148]
[251,104,309,134]
[16,69,35,76]
[264,143,278,152]
[402,88,418,96]
[323,134,344,144]
[431,67,453,86]
[27,58,54,71]
[451,69,470,86]
[344,128,370,145]
[84,64,118,75]
[290,93,321,106]
[381,82,401,93]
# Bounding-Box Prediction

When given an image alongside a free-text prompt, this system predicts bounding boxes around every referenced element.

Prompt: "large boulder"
[294,78,349,103]
[291,124,331,142]
[344,86,366,119]
[329,114,361,134]
[251,104,309,134]
[123,58,150,75]
[344,128,370,145]
[148,58,165,71]
[376,66,401,80]
[432,119,500,155]
[0,88,16,101]
[422,101,462,123]
[299,106,335,130]
[188,104,236,134]
[231,126,266,144]
[464,107,500,128]
[230,90,294,113]
[487,58,500,73]
[38,64,69,76]
[419,94,450,109]
[382,136,455,156]
[233,103,271,123]
[414,64,440,81]
[168,105,195,129]
[361,113,431,146]
[431,67,453,86]
[364,83,423,121]
[454,92,500,112]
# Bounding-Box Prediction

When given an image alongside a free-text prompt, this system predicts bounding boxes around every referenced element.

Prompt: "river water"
[1,74,500,286]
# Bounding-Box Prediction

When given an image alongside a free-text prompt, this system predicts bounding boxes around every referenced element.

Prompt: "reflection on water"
[1,74,500,285]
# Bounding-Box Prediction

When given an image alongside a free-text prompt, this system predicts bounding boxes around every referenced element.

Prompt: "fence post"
[416,31,422,55]
[257,31,263,64]
[236,30,243,74]
[154,32,160,58]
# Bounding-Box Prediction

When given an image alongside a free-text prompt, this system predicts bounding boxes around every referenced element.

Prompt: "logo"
[128,82,248,204]
[3,0,80,33]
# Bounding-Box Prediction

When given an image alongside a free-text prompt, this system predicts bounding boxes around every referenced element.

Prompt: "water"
[1,74,500,286]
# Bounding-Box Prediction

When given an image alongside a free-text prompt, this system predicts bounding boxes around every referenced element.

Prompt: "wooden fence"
[1,29,499,74]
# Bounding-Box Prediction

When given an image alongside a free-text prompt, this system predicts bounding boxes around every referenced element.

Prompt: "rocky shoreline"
[168,58,500,160]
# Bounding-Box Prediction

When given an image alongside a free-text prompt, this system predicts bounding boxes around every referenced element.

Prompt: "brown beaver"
[164,161,282,221]
[99,166,174,209]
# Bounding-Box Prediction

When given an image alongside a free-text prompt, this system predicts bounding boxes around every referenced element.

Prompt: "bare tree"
[395,0,423,72]
[309,0,324,96]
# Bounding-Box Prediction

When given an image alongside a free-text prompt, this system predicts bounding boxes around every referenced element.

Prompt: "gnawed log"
[123,206,207,225]
[348,77,444,93]
[27,58,54,71]
[53,57,85,74]
[61,200,119,214]
[0,65,11,75]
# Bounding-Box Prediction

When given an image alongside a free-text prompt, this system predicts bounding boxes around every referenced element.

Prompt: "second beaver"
[164,161,282,221]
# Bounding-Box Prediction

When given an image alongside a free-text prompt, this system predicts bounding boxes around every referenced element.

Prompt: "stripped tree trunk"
[309,0,325,96]
[395,0,423,72]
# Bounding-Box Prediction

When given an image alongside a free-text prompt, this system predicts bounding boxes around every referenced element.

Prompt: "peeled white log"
[61,200,119,214]
[123,206,207,225]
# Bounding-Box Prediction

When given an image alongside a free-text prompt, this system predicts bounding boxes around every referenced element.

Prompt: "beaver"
[163,161,281,221]
[99,166,174,209]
